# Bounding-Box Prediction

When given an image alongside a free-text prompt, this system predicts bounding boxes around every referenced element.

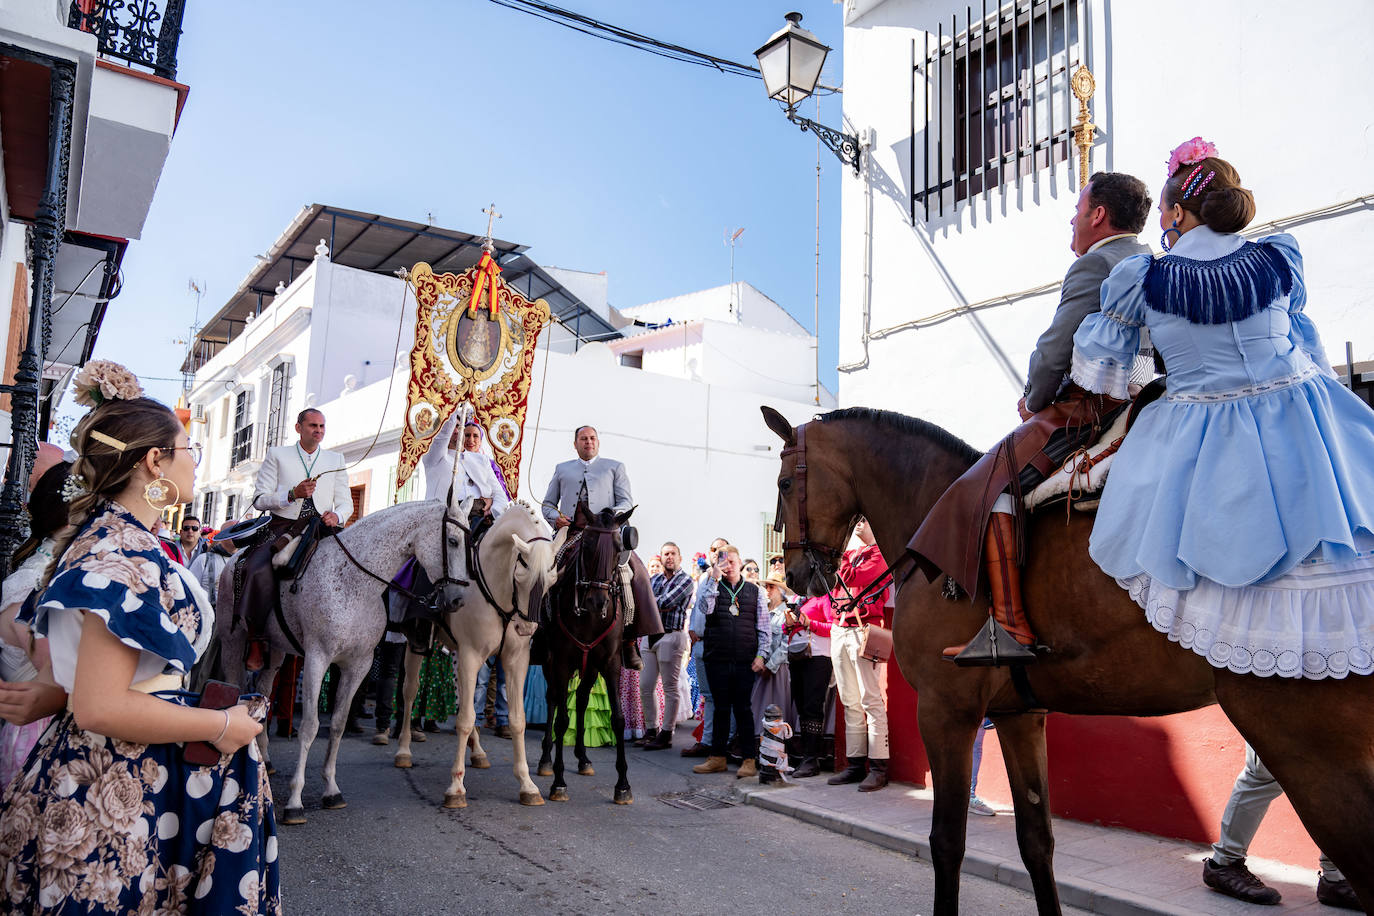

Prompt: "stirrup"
[946,619,1041,668]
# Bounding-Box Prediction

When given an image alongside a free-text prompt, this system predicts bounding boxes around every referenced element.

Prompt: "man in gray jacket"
[910,172,1153,666]
[541,426,660,669]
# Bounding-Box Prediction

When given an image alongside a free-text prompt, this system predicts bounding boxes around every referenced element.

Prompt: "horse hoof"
[613,788,633,805]
[394,753,412,769]
[536,763,553,778]
[519,791,545,807]
[281,807,307,826]
[470,754,491,769]
[578,763,595,777]
[550,787,569,802]
[321,793,346,810]
[442,792,467,809]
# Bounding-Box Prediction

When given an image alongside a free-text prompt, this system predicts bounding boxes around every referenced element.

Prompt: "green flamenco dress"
[562,673,614,747]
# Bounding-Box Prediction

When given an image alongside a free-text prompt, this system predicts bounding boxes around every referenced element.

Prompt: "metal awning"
[191,204,528,352]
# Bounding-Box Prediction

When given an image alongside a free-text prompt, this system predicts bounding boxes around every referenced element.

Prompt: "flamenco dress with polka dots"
[0,502,280,913]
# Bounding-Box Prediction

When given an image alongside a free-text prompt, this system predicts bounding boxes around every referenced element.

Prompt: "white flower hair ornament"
[61,473,89,503]
[71,360,143,408]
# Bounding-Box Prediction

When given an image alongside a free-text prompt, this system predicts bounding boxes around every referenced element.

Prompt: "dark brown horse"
[762,405,1374,916]
[535,498,635,805]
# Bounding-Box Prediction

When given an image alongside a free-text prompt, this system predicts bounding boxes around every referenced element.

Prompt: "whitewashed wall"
[839,0,1374,448]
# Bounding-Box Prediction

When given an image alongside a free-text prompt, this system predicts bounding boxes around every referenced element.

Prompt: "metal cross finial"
[482,203,502,253]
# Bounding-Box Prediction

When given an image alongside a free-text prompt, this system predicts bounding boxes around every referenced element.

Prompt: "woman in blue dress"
[0,366,281,913]
[1072,141,1374,679]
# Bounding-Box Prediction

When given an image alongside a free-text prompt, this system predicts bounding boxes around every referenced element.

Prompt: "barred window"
[230,390,254,467]
[224,494,237,525]
[913,0,1087,220]
[201,491,217,528]
[265,363,291,448]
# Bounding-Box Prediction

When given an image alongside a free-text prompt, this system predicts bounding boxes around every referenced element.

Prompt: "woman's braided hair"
[40,397,182,589]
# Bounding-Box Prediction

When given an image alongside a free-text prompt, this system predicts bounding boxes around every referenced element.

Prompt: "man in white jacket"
[236,409,354,670]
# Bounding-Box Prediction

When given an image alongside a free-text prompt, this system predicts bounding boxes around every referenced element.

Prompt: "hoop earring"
[144,477,181,511]
[1160,220,1181,252]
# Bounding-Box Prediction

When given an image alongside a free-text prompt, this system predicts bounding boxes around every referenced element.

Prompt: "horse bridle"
[333,508,470,603]
[775,421,912,612]
[572,521,623,615]
[777,422,846,595]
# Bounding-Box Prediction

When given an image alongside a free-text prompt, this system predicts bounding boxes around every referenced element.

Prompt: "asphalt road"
[267,721,1087,915]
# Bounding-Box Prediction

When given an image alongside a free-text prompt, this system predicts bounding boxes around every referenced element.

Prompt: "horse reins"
[778,422,850,596]
[470,528,551,660]
[554,520,624,676]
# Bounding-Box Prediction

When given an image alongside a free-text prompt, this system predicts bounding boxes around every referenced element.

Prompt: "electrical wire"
[485,0,840,94]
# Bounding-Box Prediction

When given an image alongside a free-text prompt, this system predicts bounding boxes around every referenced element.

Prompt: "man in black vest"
[687,545,768,777]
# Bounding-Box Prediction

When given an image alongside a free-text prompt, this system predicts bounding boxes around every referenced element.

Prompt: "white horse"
[393,501,559,808]
[216,499,467,825]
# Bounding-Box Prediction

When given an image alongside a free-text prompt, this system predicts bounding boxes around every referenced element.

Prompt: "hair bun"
[1200,185,1255,234]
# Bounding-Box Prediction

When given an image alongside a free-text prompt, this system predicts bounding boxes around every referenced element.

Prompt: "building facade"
[0,0,190,569]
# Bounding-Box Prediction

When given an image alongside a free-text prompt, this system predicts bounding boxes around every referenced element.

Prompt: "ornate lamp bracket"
[788,112,861,176]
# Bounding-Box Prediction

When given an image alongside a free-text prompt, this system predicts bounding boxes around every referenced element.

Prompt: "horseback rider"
[422,411,510,527]
[235,408,353,671]
[541,425,663,669]
[908,172,1153,666]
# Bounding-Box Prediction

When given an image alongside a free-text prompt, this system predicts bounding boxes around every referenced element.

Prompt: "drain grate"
[658,792,738,811]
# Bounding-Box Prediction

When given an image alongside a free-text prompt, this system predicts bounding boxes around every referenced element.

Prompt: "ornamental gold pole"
[1071,65,1096,188]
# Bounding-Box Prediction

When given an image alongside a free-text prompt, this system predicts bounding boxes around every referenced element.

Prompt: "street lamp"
[754,12,861,175]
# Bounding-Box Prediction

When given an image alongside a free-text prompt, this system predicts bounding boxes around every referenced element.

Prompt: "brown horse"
[762,405,1374,916]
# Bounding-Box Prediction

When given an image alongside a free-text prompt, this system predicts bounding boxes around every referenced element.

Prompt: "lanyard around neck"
[296,443,320,479]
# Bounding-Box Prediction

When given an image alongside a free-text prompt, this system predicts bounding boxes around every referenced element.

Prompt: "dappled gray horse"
[394,501,558,808]
[217,499,466,825]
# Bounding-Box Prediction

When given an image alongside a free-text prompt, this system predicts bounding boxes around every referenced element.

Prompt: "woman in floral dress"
[0,365,280,914]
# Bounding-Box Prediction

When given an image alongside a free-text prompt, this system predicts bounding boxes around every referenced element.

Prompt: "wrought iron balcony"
[67,0,186,81]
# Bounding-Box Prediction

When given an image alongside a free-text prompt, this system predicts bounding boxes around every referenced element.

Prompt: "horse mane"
[817,406,981,464]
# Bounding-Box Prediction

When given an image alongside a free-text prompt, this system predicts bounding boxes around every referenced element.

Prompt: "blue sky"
[87,0,847,410]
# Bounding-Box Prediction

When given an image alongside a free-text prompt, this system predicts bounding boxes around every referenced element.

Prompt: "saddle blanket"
[1024,409,1130,513]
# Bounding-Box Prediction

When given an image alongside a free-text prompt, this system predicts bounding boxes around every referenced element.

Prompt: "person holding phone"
[0,370,279,913]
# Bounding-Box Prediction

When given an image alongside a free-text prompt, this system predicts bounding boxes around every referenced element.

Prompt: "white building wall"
[621,282,809,336]
[700,322,831,407]
[840,0,1374,449]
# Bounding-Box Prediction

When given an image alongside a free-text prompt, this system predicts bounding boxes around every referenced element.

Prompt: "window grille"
[265,363,290,448]
[912,0,1087,221]
[201,491,217,528]
[230,391,254,467]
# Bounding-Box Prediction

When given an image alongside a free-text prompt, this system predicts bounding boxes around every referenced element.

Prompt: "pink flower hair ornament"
[1166,137,1219,177]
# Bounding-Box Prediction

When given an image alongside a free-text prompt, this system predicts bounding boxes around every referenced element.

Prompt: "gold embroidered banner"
[396,260,550,497]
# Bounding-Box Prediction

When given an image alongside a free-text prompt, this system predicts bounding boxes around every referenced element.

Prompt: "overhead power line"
[485,0,761,78]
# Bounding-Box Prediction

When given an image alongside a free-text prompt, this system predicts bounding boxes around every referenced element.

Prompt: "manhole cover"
[658,792,738,811]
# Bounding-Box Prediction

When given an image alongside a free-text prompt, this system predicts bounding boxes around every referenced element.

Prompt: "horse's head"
[412,499,469,609]
[572,505,631,618]
[506,506,558,619]
[763,405,859,597]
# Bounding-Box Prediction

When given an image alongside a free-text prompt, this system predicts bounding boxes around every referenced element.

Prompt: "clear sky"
[83,0,849,412]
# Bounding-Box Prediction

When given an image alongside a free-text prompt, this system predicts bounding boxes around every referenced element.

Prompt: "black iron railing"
[68,0,186,81]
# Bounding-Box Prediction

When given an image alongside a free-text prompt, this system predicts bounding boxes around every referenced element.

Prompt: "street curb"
[734,785,1198,916]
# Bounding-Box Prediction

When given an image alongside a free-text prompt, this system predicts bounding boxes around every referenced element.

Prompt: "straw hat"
[761,572,794,597]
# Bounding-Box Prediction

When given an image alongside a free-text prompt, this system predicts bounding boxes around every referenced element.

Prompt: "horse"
[760,405,1374,916]
[535,499,635,805]
[216,498,467,826]
[391,501,558,808]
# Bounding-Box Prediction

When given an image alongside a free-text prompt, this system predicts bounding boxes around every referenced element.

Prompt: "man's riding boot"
[857,757,889,792]
[827,755,867,785]
[245,638,268,672]
[942,513,1039,666]
[622,640,643,671]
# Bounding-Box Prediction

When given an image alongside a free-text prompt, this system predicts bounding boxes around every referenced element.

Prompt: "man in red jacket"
[827,518,890,792]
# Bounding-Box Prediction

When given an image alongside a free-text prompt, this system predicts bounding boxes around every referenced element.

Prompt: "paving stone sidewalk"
[731,777,1342,915]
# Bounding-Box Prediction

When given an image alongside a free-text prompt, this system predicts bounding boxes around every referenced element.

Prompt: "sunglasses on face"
[182,525,200,532]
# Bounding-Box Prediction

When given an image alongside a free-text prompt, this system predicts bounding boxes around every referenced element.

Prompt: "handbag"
[860,622,893,664]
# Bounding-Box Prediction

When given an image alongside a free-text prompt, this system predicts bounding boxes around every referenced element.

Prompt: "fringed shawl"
[1143,241,1293,325]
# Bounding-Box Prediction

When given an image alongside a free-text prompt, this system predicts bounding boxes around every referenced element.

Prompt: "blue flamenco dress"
[0,502,281,913]
[1071,227,1374,679]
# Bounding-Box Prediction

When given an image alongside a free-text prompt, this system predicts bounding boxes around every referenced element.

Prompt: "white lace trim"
[1164,364,1322,404]
[1118,551,1374,679]
[1069,350,1131,401]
